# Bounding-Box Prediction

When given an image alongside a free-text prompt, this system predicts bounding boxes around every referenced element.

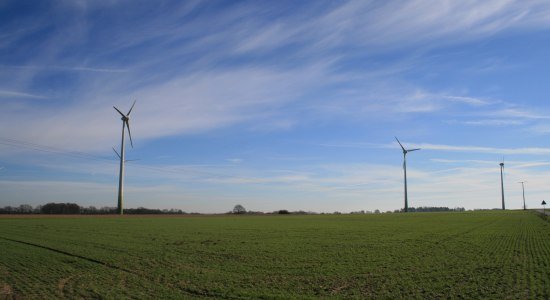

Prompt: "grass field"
[0,211,549,299]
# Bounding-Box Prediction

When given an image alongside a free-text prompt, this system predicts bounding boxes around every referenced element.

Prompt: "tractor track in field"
[0,236,136,275]
[0,236,238,299]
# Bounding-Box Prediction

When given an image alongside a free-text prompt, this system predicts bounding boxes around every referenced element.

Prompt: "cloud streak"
[410,143,550,155]
[0,90,47,99]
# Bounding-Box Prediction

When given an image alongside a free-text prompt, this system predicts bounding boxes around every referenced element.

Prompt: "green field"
[1,211,549,299]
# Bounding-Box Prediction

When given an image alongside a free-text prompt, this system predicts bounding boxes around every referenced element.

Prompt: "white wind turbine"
[395,137,420,213]
[499,158,505,210]
[518,181,527,211]
[113,101,136,215]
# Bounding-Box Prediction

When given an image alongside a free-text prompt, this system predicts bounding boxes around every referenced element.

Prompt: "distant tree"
[41,203,81,214]
[18,204,33,214]
[99,206,117,214]
[0,206,13,214]
[125,207,162,214]
[374,209,381,214]
[278,209,290,214]
[400,206,466,213]
[233,204,247,214]
[85,206,98,214]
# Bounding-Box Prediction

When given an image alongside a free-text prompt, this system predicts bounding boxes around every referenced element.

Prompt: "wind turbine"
[114,100,136,215]
[499,159,505,210]
[518,181,527,211]
[395,137,420,213]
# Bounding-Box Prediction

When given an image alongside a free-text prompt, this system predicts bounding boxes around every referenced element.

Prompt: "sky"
[1,0,550,213]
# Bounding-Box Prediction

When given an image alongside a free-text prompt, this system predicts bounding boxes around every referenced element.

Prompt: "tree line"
[230,204,466,215]
[0,203,466,215]
[0,203,188,215]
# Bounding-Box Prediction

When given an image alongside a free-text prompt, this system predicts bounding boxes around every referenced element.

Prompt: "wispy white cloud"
[430,158,496,165]
[462,119,524,126]
[0,90,47,99]
[409,143,550,155]
[528,124,550,135]
[3,65,128,73]
[2,0,549,150]
[491,108,550,119]
[430,158,550,169]
[0,64,330,151]
[319,141,550,156]
[442,95,493,106]
[235,0,550,56]
[226,158,243,164]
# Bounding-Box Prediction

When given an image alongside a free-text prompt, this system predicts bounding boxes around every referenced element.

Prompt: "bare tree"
[18,204,33,214]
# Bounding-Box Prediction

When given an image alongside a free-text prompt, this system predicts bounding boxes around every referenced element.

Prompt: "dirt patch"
[58,277,71,295]
[0,283,13,296]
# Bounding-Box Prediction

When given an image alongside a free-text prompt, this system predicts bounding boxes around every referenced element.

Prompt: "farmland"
[0,211,549,298]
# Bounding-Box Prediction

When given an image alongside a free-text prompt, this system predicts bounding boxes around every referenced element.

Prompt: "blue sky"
[2,0,550,212]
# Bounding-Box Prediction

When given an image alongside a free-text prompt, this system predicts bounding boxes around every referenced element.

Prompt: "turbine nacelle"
[114,100,136,148]
[395,137,421,155]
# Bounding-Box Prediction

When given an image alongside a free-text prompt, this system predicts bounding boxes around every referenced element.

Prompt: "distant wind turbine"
[518,181,527,210]
[499,159,505,210]
[113,100,136,215]
[395,137,420,213]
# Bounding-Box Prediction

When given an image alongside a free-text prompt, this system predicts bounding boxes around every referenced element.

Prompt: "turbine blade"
[126,120,133,148]
[395,136,405,152]
[408,148,421,152]
[127,100,136,116]
[113,106,125,117]
[112,147,121,159]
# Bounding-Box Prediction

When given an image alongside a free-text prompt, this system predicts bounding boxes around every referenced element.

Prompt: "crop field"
[0,211,549,299]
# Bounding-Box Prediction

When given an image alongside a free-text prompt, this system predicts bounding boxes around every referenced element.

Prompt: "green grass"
[0,211,549,299]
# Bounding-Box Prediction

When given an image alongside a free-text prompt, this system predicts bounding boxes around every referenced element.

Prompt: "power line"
[0,136,259,182]
[0,137,116,163]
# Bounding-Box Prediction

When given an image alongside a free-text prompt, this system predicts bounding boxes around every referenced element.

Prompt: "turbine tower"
[518,181,527,210]
[395,137,420,213]
[114,101,135,215]
[499,160,505,210]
